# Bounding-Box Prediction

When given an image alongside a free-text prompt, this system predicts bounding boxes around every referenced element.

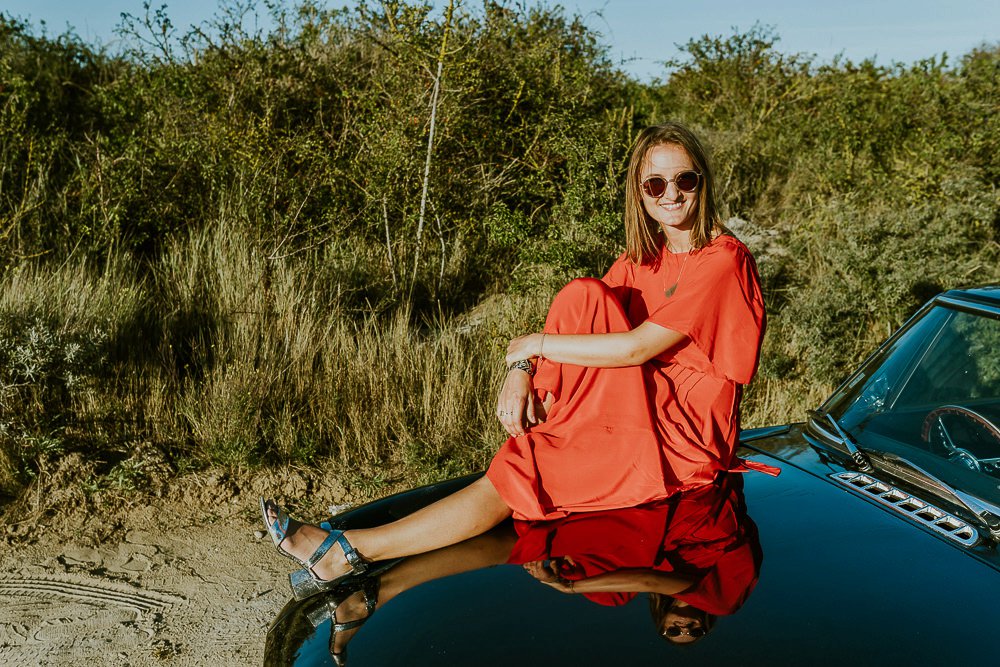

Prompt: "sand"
[0,465,373,666]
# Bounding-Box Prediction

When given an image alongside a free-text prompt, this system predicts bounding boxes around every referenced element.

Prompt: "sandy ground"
[0,465,374,666]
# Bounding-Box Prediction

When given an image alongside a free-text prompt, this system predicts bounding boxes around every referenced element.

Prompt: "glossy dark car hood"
[266,432,1000,666]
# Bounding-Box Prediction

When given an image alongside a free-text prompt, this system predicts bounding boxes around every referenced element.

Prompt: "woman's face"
[661,604,708,645]
[639,143,699,245]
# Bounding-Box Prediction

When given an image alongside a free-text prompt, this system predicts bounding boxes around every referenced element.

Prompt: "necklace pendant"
[664,284,677,298]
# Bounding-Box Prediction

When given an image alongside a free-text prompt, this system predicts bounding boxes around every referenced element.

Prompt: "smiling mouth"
[660,202,684,211]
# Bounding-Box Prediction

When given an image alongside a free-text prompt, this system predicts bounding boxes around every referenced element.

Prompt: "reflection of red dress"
[508,479,762,614]
[487,235,773,521]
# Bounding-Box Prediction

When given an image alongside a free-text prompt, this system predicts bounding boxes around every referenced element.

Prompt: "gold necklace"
[662,250,691,298]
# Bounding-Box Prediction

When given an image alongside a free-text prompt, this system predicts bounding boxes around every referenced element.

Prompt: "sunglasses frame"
[641,171,701,198]
[663,625,706,638]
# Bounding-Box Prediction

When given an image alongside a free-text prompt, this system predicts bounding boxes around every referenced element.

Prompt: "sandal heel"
[290,568,337,601]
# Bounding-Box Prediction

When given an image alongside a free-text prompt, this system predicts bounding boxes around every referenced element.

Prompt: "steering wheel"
[921,405,1000,473]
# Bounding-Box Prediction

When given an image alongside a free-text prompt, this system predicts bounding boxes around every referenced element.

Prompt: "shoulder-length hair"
[624,123,722,264]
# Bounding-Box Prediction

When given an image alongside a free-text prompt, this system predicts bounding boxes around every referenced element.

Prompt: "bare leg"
[271,476,512,581]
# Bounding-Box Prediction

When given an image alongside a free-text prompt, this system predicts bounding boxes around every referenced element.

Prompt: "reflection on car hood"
[266,438,1000,666]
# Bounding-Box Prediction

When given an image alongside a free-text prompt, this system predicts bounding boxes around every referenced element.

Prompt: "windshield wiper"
[866,450,1000,541]
[809,408,1000,542]
[808,409,874,472]
[809,408,1000,540]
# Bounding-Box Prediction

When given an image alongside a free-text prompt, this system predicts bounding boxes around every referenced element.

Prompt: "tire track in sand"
[0,574,187,664]
[0,574,185,612]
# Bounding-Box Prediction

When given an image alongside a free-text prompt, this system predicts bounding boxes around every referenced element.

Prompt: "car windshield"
[824,302,1000,506]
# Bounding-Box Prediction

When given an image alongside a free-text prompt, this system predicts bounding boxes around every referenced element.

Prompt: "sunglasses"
[663,625,706,638]
[641,171,701,197]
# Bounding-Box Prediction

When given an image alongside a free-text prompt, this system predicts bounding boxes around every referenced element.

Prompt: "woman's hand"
[523,560,575,594]
[505,333,544,367]
[496,368,536,437]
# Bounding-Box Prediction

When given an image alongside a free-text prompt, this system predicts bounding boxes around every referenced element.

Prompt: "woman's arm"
[506,322,686,368]
[565,569,694,595]
[524,561,694,596]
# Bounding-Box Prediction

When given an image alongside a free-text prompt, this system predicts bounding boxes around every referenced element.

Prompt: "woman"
[261,122,770,599]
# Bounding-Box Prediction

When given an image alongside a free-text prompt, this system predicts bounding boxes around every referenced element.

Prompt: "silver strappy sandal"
[260,497,369,600]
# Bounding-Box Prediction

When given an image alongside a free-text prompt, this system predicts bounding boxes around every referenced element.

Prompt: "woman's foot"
[329,587,375,659]
[261,501,357,582]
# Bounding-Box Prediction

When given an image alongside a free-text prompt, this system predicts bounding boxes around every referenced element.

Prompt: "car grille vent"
[831,472,980,547]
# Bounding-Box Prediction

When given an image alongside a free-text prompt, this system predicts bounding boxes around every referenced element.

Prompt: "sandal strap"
[304,531,339,570]
[260,498,290,545]
[333,617,367,632]
[303,530,368,575]
[272,505,289,541]
[336,533,368,575]
[331,577,380,632]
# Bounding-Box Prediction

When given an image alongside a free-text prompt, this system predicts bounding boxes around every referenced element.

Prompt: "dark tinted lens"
[675,171,700,192]
[642,177,667,198]
[664,625,705,638]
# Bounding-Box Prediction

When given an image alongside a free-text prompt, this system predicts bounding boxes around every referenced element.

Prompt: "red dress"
[486,235,772,521]
[507,478,761,614]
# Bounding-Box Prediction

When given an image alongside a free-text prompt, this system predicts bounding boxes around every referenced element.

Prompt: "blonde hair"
[624,123,722,264]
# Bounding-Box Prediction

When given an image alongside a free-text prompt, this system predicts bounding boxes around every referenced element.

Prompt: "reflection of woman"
[283,477,759,665]
[295,525,517,665]
[517,477,761,644]
[261,122,772,599]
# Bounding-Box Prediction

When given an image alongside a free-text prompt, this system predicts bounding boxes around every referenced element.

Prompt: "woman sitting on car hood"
[261,121,776,601]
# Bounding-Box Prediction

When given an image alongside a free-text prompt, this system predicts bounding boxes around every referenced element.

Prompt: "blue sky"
[4,0,998,80]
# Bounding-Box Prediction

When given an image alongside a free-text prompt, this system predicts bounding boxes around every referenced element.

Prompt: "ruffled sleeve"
[646,237,765,384]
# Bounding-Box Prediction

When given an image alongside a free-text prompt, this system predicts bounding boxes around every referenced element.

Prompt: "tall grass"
[0,218,555,499]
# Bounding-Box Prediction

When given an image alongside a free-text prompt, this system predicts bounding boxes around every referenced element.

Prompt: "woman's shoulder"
[601,250,636,285]
[694,233,753,266]
[707,232,750,252]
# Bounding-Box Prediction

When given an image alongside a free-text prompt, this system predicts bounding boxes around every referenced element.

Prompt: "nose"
[661,181,683,200]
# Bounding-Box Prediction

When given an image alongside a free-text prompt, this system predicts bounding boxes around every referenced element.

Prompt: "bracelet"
[558,577,576,593]
[539,333,547,359]
[508,358,535,376]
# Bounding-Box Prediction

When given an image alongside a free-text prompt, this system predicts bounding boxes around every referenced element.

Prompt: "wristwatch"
[508,358,535,376]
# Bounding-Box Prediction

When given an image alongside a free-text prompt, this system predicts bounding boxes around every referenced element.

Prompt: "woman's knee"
[545,277,628,333]
[559,277,612,299]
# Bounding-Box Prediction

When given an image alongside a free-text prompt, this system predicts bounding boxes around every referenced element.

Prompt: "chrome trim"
[831,471,980,547]
[936,294,1000,318]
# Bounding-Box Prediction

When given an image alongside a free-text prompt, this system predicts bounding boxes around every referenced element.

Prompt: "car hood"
[266,434,1000,666]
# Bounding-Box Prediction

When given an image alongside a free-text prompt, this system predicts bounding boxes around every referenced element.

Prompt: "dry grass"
[0,221,569,500]
[0,216,820,503]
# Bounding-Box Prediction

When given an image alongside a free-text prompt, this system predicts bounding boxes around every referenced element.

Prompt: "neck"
[662,227,692,253]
